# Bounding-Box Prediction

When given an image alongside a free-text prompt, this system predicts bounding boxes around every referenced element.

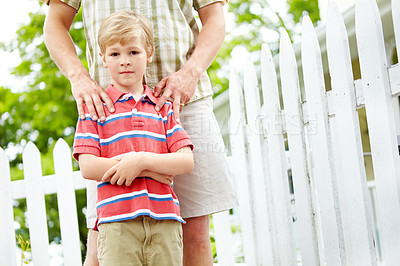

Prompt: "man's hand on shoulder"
[153,66,199,122]
[71,73,114,122]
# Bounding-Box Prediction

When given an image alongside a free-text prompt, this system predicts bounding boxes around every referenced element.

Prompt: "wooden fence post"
[275,30,321,264]
[243,56,276,265]
[0,148,17,266]
[261,43,297,266]
[326,2,377,265]
[392,0,400,61]
[301,16,346,264]
[212,210,235,266]
[356,0,400,264]
[23,141,50,265]
[53,139,82,265]
[228,64,258,265]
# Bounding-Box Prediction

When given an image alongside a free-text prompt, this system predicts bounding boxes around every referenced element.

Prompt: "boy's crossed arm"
[79,146,193,186]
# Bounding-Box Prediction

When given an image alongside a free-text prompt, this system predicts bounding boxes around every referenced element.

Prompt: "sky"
[0,0,287,92]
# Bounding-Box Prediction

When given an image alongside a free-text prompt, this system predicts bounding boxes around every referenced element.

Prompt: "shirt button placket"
[132,108,137,125]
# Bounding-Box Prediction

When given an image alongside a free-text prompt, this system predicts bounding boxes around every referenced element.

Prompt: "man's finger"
[92,95,106,122]
[76,98,86,120]
[155,90,171,112]
[100,90,115,113]
[154,78,167,97]
[84,95,98,121]
[172,96,181,123]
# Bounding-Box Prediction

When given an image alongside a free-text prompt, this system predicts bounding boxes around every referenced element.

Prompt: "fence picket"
[0,148,17,266]
[355,0,400,264]
[53,139,82,265]
[261,43,297,265]
[274,33,320,265]
[22,142,50,265]
[326,2,377,265]
[243,56,275,265]
[392,0,400,60]
[212,210,235,266]
[228,65,258,265]
[301,16,346,265]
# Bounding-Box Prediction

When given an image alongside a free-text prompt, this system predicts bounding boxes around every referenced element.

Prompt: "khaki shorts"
[97,217,182,266]
[86,96,238,227]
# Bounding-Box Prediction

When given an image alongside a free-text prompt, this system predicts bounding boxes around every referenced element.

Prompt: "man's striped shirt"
[73,85,193,228]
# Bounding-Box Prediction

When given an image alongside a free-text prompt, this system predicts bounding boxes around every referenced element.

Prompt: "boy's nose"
[120,61,131,66]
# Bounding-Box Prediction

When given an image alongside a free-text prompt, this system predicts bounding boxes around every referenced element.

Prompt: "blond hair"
[98,10,154,57]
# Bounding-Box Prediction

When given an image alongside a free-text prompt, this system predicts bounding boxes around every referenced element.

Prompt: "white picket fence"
[1,0,400,265]
[227,0,400,265]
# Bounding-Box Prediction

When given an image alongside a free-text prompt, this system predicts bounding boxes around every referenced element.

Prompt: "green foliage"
[17,235,31,264]
[287,0,321,23]
[0,8,82,163]
[209,0,320,97]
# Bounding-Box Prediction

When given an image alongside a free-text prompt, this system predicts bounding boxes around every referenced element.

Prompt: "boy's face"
[101,37,151,92]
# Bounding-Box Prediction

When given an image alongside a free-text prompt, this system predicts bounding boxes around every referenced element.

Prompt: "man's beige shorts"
[97,217,183,266]
[86,96,238,227]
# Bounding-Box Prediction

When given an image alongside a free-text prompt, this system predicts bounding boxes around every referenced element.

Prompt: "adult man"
[42,0,238,265]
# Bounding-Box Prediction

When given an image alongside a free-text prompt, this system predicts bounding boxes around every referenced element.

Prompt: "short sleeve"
[40,0,81,11]
[193,0,228,11]
[73,113,101,161]
[164,106,194,153]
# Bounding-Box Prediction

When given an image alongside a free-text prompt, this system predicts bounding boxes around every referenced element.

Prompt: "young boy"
[73,10,194,266]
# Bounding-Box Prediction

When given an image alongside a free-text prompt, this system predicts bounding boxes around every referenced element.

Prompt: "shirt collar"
[106,84,158,105]
[142,85,158,105]
[106,84,126,104]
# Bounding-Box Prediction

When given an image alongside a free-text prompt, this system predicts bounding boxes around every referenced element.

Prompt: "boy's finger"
[125,178,133,187]
[110,173,120,185]
[117,176,125,186]
[102,167,115,182]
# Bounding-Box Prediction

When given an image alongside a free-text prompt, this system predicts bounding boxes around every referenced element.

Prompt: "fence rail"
[1,0,400,265]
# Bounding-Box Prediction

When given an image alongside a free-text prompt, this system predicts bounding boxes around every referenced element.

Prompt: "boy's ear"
[147,48,154,63]
[100,52,108,68]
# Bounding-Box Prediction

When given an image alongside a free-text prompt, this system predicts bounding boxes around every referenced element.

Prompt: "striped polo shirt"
[41,0,227,104]
[73,85,193,228]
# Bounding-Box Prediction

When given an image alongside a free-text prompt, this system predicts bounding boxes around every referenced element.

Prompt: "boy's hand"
[102,155,174,186]
[141,171,174,186]
[102,154,144,186]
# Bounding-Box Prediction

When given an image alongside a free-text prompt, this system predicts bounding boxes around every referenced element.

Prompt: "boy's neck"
[113,83,145,101]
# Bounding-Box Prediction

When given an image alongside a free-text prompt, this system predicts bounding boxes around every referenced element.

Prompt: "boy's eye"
[111,53,119,56]
[130,51,139,55]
